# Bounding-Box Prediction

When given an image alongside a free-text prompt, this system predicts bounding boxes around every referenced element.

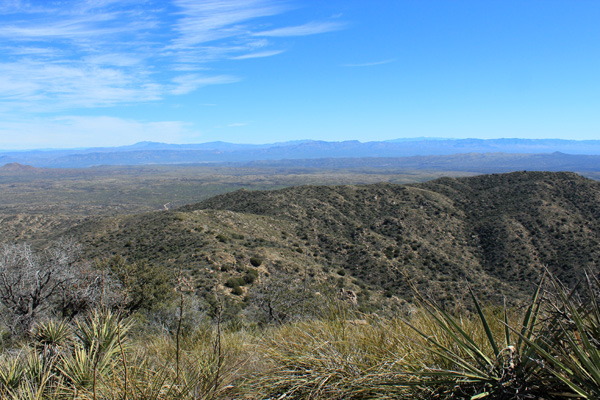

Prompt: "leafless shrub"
[0,238,115,337]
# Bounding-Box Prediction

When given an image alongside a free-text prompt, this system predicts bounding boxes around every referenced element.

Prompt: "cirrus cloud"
[0,0,347,114]
[254,21,346,37]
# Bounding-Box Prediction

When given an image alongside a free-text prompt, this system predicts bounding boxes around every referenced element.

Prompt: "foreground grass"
[1,274,599,399]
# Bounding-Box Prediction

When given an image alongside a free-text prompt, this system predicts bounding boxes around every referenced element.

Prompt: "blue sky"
[0,0,599,149]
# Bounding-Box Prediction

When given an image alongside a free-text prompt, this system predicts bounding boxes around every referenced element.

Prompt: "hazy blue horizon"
[4,137,600,154]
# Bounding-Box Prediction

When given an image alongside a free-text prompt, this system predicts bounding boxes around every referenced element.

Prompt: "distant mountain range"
[3,138,600,168]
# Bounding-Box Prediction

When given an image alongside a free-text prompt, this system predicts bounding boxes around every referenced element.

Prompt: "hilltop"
[62,171,600,311]
[0,162,38,172]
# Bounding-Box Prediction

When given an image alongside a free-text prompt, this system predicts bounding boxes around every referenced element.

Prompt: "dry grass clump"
[248,316,417,399]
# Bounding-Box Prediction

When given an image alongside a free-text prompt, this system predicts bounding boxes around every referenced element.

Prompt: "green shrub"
[231,286,243,296]
[244,268,259,284]
[225,277,245,288]
[249,257,263,267]
[97,256,174,314]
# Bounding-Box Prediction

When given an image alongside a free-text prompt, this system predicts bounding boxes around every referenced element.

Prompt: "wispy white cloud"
[231,49,285,59]
[0,60,162,111]
[254,21,345,37]
[169,74,239,95]
[0,0,158,42]
[165,0,291,69]
[342,58,396,67]
[0,0,163,112]
[170,0,286,48]
[2,46,61,56]
[84,53,145,67]
[227,122,248,127]
[0,14,140,39]
[0,0,346,113]
[0,1,55,15]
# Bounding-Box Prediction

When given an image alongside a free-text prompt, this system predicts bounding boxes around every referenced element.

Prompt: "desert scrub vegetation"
[0,309,250,399]
[3,241,600,398]
[1,273,600,399]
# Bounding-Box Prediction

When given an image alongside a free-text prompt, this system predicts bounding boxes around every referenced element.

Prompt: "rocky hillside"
[69,171,600,309]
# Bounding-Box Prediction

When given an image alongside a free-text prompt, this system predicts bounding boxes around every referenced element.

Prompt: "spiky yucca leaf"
[57,308,132,394]
[58,346,100,389]
[8,360,57,400]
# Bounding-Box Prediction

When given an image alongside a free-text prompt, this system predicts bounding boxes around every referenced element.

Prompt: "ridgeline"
[63,171,600,309]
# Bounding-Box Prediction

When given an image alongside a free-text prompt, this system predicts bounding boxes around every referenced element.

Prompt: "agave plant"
[402,277,549,399]
[30,319,73,347]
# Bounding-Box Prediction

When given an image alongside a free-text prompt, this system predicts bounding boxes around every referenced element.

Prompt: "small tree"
[0,238,87,335]
[97,255,174,314]
[245,269,332,325]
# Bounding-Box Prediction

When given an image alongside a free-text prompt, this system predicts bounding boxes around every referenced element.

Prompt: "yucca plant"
[402,277,549,399]
[58,345,104,390]
[74,308,132,358]
[516,272,600,399]
[10,352,59,400]
[58,308,132,396]
[30,319,73,348]
[0,322,71,400]
[0,353,55,400]
[30,319,73,361]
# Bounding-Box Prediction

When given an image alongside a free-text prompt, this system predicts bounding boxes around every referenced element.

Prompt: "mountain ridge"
[63,171,600,310]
